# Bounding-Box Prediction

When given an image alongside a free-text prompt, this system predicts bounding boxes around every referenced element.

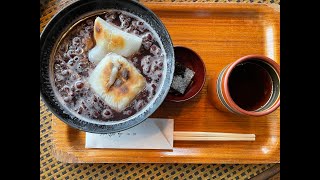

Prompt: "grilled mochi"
[88,53,146,112]
[88,17,142,64]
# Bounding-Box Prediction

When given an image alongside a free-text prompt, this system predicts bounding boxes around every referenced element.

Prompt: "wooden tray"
[51,2,280,163]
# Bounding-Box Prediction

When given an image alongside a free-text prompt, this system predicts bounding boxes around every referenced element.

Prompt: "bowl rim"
[40,0,175,133]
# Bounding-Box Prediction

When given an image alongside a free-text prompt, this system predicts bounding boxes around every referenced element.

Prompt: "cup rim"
[222,55,280,116]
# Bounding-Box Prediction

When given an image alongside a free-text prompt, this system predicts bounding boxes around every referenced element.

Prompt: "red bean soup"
[53,10,165,122]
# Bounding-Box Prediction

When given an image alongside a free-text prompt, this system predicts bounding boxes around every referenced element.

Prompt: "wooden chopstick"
[173,131,255,141]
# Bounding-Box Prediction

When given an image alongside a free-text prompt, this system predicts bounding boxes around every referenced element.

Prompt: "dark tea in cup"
[228,61,273,111]
[208,55,280,116]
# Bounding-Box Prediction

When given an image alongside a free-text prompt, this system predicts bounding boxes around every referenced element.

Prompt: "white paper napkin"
[85,118,174,150]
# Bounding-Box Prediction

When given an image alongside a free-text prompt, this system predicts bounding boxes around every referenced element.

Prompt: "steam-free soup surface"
[53,10,165,121]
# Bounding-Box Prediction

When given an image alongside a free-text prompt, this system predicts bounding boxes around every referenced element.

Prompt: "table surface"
[40,0,280,179]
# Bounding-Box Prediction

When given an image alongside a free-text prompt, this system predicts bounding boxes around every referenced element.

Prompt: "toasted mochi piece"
[88,53,146,112]
[88,17,142,64]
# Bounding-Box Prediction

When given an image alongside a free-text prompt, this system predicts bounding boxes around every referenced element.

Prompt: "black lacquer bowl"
[40,0,174,133]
